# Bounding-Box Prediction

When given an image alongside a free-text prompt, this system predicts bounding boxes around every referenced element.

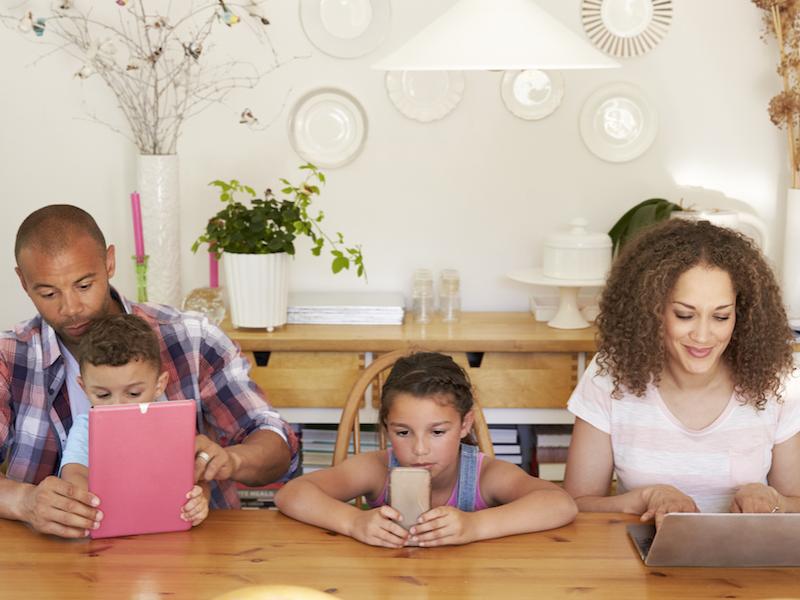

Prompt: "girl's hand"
[349,505,409,548]
[181,484,210,526]
[409,506,477,546]
[730,483,783,513]
[639,484,698,528]
[194,434,241,482]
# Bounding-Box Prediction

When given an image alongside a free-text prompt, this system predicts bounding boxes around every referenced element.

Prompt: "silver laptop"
[627,513,800,567]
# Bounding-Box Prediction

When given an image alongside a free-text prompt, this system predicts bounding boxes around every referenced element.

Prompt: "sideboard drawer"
[459,352,577,409]
[247,351,363,408]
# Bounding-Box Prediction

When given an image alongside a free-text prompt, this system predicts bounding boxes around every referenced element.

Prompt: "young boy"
[60,314,215,527]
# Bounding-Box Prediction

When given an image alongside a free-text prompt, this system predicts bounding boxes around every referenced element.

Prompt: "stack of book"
[489,425,523,466]
[236,481,283,510]
[533,424,572,481]
[287,292,405,325]
[300,425,379,474]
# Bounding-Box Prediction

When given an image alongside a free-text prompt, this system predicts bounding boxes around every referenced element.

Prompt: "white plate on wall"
[300,0,391,59]
[385,71,465,123]
[579,82,657,163]
[288,88,367,168]
[500,70,564,121]
[581,0,673,58]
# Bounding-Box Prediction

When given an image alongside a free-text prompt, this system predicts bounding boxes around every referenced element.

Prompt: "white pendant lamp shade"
[372,0,620,71]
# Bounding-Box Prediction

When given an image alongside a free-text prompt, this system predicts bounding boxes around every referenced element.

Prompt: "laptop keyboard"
[627,524,656,559]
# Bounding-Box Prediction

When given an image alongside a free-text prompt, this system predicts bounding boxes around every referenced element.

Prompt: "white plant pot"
[224,252,290,331]
[137,154,182,307]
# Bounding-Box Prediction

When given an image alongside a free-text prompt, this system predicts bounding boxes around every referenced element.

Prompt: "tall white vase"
[783,188,800,319]
[224,252,290,331]
[137,154,182,307]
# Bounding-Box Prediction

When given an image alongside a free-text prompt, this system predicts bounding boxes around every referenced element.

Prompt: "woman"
[564,219,800,526]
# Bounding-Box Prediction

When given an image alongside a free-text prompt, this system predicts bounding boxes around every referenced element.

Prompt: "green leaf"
[332,256,349,273]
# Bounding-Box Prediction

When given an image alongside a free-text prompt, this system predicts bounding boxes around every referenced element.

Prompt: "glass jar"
[411,268,434,324]
[439,269,461,323]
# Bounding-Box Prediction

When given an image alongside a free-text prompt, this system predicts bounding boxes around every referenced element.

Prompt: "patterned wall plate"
[581,0,672,58]
[385,71,465,123]
[579,82,658,163]
[288,88,367,168]
[500,70,564,121]
[300,0,391,59]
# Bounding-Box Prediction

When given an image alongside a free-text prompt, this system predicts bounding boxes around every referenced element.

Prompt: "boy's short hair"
[78,314,162,373]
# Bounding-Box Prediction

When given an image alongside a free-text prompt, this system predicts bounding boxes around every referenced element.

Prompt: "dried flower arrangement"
[1,1,287,155]
[752,0,800,187]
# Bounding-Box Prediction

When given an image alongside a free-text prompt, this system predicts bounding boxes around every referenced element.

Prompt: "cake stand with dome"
[508,268,605,329]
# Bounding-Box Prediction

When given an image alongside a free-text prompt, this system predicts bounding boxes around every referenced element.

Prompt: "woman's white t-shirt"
[568,357,800,513]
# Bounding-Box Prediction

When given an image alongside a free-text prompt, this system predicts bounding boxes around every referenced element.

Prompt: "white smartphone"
[389,467,431,544]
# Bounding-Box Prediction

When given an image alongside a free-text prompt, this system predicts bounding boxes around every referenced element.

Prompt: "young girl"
[275,352,577,547]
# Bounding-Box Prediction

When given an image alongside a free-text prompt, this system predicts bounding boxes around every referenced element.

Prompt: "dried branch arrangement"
[2,0,285,154]
[753,0,800,187]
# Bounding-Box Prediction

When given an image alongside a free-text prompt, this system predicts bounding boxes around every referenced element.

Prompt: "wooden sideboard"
[224,312,596,417]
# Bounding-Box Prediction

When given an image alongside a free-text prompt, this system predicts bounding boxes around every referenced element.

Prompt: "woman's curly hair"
[596,218,794,409]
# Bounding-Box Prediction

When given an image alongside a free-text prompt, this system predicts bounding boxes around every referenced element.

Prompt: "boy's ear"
[155,371,169,396]
[460,409,475,438]
[77,375,86,392]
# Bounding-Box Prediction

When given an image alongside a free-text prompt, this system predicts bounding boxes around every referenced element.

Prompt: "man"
[0,205,298,538]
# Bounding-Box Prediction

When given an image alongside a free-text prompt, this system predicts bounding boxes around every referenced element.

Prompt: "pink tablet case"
[88,399,196,539]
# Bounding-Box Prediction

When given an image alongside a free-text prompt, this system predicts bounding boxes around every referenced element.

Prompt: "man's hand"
[194,434,242,483]
[22,476,102,538]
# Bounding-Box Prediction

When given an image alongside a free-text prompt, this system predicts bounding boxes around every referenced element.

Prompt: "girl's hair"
[379,352,476,442]
[78,313,162,374]
[597,218,794,409]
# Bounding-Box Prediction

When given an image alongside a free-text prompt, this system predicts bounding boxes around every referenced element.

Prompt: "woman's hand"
[349,505,409,548]
[730,483,783,513]
[639,484,698,528]
[410,506,477,547]
[181,483,210,526]
[194,434,241,482]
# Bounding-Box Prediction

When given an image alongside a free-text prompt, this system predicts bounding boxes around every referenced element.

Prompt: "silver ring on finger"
[197,451,211,463]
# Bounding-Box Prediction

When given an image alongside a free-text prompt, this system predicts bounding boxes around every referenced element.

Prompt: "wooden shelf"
[224,311,598,353]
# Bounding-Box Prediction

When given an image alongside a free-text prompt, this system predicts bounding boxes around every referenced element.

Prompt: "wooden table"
[2,511,798,599]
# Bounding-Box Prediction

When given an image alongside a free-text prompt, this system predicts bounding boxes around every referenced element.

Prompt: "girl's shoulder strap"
[455,443,480,512]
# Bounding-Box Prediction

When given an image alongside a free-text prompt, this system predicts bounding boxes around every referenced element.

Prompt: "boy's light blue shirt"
[59,413,89,474]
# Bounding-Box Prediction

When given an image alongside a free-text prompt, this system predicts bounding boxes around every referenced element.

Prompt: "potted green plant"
[192,163,366,331]
[608,198,683,257]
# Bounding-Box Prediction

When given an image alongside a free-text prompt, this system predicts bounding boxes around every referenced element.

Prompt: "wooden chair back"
[332,349,494,465]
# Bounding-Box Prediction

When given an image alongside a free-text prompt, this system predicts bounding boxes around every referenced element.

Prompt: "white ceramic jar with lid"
[543,218,612,280]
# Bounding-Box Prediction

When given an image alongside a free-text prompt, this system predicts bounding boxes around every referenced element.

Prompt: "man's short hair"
[78,314,162,373]
[15,204,107,262]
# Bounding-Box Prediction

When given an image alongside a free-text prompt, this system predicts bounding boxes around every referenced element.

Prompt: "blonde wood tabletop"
[2,510,799,600]
[224,312,599,353]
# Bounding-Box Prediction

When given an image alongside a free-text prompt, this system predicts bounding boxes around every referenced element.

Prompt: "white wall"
[0,0,785,324]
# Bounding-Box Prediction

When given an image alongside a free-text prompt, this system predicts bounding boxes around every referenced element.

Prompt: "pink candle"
[209,251,219,288]
[130,192,145,263]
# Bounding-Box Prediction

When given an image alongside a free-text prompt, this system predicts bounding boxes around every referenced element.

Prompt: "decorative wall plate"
[581,0,672,58]
[579,82,658,163]
[500,70,564,121]
[300,0,391,59]
[385,71,465,123]
[288,88,367,168]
